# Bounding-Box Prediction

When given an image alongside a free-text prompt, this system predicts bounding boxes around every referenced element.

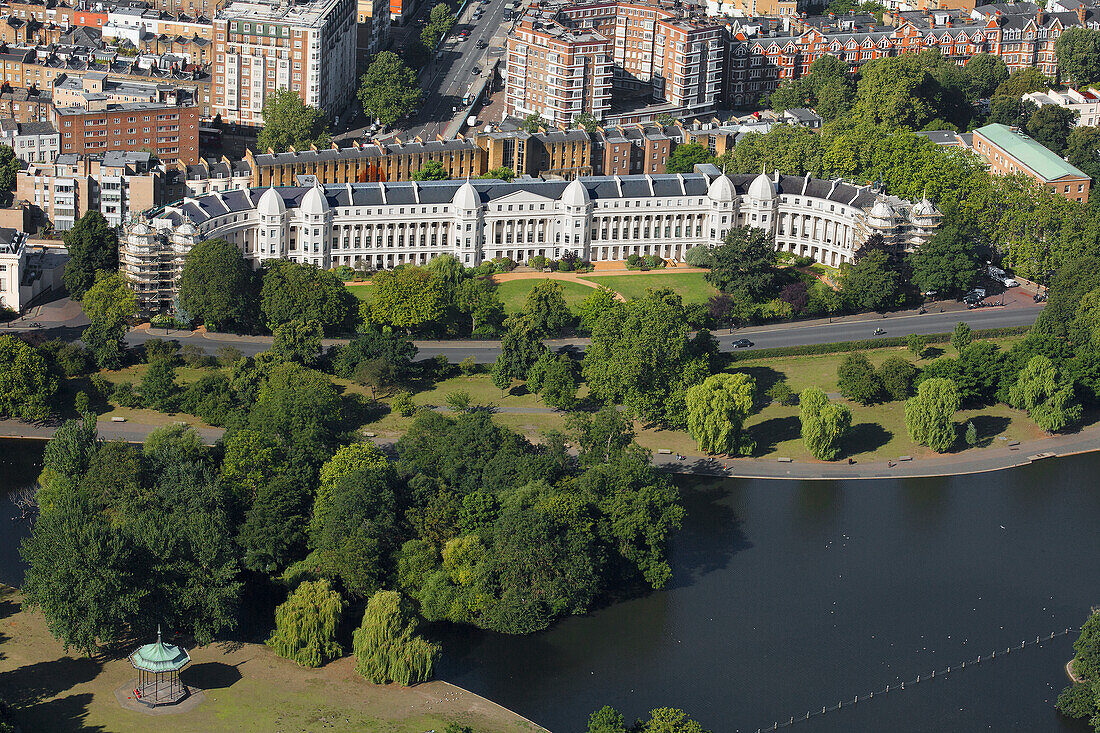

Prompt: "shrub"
[724,326,1031,362]
[765,380,795,406]
[837,353,882,404]
[215,345,244,366]
[112,382,142,408]
[529,255,549,271]
[492,257,516,273]
[684,245,712,268]
[335,264,355,281]
[74,390,90,415]
[877,356,918,401]
[793,255,814,267]
[392,390,415,417]
[459,356,478,375]
[142,338,178,364]
[907,334,927,359]
[445,390,472,412]
[965,420,978,446]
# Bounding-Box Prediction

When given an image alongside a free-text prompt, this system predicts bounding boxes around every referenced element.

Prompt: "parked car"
[731,338,754,348]
[1003,278,1019,287]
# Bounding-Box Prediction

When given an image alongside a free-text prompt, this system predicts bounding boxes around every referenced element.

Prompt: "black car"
[732,338,754,348]
[475,39,488,48]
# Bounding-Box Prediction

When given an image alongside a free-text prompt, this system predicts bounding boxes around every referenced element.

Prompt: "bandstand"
[128,627,191,707]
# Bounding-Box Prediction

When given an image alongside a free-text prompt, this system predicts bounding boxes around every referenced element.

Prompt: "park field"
[0,586,545,733]
[494,278,597,315]
[580,271,717,305]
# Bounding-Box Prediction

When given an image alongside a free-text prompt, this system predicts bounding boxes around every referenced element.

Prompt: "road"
[118,301,1043,362]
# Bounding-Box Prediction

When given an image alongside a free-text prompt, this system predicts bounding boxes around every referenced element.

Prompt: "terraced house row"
[120,164,941,315]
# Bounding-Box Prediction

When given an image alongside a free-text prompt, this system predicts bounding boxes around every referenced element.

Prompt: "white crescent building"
[121,163,940,315]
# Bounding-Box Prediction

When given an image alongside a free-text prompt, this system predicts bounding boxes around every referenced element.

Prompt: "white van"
[1002,279,1019,287]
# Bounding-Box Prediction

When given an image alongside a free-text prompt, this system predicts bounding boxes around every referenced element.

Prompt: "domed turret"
[707,174,734,202]
[258,186,286,217]
[175,222,197,237]
[869,198,896,226]
[747,170,776,200]
[912,197,936,220]
[300,184,328,216]
[561,178,590,208]
[130,222,151,237]
[452,180,479,210]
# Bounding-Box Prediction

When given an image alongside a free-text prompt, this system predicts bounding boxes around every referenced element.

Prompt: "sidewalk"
[0,418,224,445]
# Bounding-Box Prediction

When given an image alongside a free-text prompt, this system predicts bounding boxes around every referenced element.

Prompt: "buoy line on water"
[751,628,1080,732]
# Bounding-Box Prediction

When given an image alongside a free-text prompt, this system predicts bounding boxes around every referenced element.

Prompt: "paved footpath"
[0,418,224,445]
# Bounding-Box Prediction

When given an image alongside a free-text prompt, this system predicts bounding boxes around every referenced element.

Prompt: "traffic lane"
[722,305,1043,350]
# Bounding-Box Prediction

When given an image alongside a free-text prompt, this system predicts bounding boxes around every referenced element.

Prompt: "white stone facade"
[123,165,940,314]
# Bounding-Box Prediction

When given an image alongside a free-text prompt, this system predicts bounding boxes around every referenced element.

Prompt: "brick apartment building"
[506,0,724,126]
[53,100,201,163]
[972,123,1091,203]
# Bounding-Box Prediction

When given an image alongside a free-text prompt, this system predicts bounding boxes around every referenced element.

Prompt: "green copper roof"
[975,123,1090,182]
[129,629,191,673]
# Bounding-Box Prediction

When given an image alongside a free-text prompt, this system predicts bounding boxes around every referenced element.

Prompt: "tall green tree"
[352,590,440,685]
[841,249,904,312]
[526,352,577,409]
[799,387,851,461]
[993,67,1050,99]
[1055,27,1100,88]
[267,579,345,667]
[455,276,506,336]
[951,321,972,353]
[582,291,707,425]
[257,89,330,153]
[63,211,119,300]
[497,314,547,380]
[310,441,389,540]
[705,226,779,301]
[962,54,1009,100]
[905,377,960,452]
[260,259,356,334]
[684,372,755,455]
[271,319,324,366]
[1025,104,1077,155]
[368,266,446,331]
[837,353,883,405]
[420,2,456,48]
[1008,354,1082,432]
[0,144,18,202]
[178,238,255,331]
[1065,126,1100,180]
[20,492,143,655]
[358,52,422,128]
[81,271,136,369]
[522,279,572,336]
[909,222,981,297]
[0,335,56,421]
[665,143,713,174]
[139,357,178,411]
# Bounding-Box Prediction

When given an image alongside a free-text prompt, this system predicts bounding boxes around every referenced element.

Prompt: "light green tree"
[81,271,137,369]
[352,590,440,685]
[0,335,56,421]
[411,161,449,181]
[951,321,972,353]
[904,377,960,452]
[1007,355,1082,433]
[257,89,330,153]
[369,266,446,330]
[684,373,756,455]
[268,579,345,668]
[799,387,852,461]
[178,238,255,330]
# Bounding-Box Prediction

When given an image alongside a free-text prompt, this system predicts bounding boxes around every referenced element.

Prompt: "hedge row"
[725,325,1032,362]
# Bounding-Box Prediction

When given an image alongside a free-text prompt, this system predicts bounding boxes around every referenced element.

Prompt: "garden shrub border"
[724,326,1031,362]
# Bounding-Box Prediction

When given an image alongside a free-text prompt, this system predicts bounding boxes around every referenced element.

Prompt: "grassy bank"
[581,271,717,305]
[0,587,544,733]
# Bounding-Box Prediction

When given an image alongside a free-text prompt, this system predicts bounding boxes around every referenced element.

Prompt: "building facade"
[52,99,201,163]
[0,227,67,312]
[356,0,390,54]
[1023,87,1100,127]
[17,151,162,229]
[506,1,724,126]
[972,123,1091,202]
[122,165,939,314]
[212,0,357,129]
[0,119,59,161]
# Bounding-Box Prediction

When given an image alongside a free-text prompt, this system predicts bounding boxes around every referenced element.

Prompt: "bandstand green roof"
[128,629,191,673]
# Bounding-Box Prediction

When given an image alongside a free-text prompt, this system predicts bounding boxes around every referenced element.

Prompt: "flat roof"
[975,123,1090,181]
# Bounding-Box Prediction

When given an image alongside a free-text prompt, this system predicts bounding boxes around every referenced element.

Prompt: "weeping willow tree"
[268,579,345,667]
[353,590,440,685]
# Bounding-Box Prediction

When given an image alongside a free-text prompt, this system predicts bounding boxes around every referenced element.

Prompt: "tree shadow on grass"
[748,415,801,457]
[0,657,102,713]
[923,346,945,360]
[728,365,785,403]
[13,692,105,733]
[841,422,893,459]
[966,414,1011,448]
[182,661,243,691]
[507,383,530,397]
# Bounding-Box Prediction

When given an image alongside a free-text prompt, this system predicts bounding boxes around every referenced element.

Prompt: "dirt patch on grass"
[0,586,545,733]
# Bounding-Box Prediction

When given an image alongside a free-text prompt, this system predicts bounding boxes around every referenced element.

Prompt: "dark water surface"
[1,439,1097,732]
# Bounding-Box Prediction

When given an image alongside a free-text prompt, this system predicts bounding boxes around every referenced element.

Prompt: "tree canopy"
[368,266,446,331]
[705,226,780,301]
[267,579,345,667]
[905,377,960,452]
[259,259,357,334]
[257,89,330,153]
[1056,27,1100,89]
[799,387,851,460]
[684,372,756,455]
[358,52,422,128]
[665,143,714,174]
[352,590,440,685]
[63,211,119,300]
[178,238,256,331]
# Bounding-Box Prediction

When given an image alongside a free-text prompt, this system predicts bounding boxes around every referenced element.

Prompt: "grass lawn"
[0,586,544,733]
[345,282,375,302]
[580,272,717,304]
[495,278,596,315]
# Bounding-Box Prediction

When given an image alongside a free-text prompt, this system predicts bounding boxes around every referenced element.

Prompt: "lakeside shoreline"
[1,416,1098,482]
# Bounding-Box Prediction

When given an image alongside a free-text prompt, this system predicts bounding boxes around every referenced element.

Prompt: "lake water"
[2,439,1096,732]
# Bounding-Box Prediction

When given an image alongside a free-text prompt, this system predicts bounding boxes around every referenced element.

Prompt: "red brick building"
[52,101,201,164]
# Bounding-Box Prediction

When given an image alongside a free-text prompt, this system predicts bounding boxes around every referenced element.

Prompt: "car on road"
[475,39,488,48]
[731,338,754,348]
[471,67,481,75]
